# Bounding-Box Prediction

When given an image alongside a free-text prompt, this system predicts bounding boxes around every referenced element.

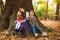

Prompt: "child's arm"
[36,22,39,26]
[20,19,26,23]
[14,20,18,23]
[34,16,39,26]
[26,17,30,20]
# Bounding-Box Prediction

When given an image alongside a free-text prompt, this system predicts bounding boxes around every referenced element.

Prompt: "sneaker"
[42,32,47,36]
[35,33,39,37]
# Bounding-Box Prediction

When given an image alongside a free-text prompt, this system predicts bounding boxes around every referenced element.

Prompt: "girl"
[19,8,31,32]
[15,8,31,37]
[15,9,25,31]
[29,10,47,37]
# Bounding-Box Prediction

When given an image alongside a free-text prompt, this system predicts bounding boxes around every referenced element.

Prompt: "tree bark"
[45,0,49,20]
[0,0,2,7]
[55,4,59,20]
[0,0,3,19]
[0,0,14,31]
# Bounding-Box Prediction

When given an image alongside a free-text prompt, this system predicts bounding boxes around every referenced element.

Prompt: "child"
[19,8,31,32]
[15,9,25,31]
[29,10,47,36]
[18,8,31,37]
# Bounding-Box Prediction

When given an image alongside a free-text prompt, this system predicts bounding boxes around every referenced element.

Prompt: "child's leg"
[21,22,31,32]
[17,22,21,30]
[20,28,26,38]
[31,25,36,35]
[15,21,21,30]
[35,26,43,33]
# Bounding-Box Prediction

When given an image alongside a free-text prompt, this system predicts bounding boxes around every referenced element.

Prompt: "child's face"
[19,11,22,15]
[30,11,34,16]
[20,13,22,15]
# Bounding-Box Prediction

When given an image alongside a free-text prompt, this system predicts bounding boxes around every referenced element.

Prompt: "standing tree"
[55,3,59,20]
[0,0,15,31]
[46,0,49,20]
[55,0,60,20]
[0,0,3,15]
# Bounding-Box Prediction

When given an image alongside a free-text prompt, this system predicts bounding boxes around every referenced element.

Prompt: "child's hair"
[19,8,26,19]
[30,10,35,16]
[30,10,34,13]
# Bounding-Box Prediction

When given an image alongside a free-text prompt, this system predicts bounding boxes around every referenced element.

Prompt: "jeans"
[31,25,43,35]
[15,21,21,30]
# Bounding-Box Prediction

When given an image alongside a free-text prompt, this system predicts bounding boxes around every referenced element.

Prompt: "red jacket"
[17,15,24,21]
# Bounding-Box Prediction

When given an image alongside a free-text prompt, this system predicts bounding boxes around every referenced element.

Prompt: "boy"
[29,10,47,36]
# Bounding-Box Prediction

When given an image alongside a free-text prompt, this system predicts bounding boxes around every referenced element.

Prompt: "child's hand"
[26,17,30,20]
[36,23,39,26]
[14,20,18,23]
[20,20,26,23]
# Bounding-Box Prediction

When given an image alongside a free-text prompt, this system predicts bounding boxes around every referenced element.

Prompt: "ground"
[0,21,60,40]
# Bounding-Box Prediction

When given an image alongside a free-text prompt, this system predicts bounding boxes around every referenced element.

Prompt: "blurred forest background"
[33,0,60,20]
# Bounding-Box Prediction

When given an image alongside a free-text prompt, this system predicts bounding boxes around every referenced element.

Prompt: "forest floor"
[0,21,60,40]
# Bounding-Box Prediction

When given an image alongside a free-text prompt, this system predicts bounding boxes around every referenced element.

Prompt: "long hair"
[19,10,26,19]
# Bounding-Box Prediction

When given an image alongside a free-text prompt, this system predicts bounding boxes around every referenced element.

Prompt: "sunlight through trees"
[32,0,57,20]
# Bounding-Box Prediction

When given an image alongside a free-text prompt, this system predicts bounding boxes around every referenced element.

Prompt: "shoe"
[42,32,47,36]
[35,33,39,37]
